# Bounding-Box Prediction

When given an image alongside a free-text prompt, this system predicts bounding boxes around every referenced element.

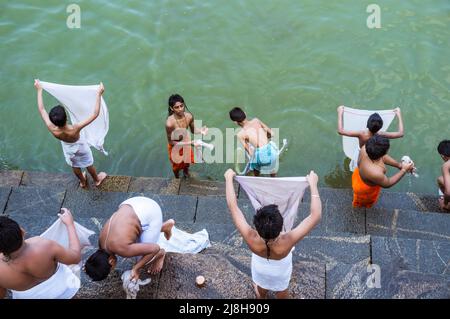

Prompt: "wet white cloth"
[61,137,94,168]
[120,197,163,244]
[342,106,395,171]
[157,225,211,253]
[11,263,81,299]
[121,270,151,299]
[235,176,309,231]
[251,250,293,292]
[41,81,109,155]
[11,218,95,299]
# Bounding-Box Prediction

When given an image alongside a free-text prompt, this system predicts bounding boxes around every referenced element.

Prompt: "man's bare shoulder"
[443,161,450,171]
[166,116,175,128]
[185,112,193,121]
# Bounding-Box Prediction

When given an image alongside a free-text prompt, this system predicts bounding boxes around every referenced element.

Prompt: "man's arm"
[53,209,81,265]
[382,154,402,169]
[442,161,450,204]
[370,161,413,188]
[34,80,53,130]
[224,169,253,242]
[73,83,104,132]
[378,108,404,139]
[284,171,322,246]
[337,106,362,137]
[117,242,161,281]
[257,118,273,138]
[188,113,208,135]
[238,133,252,156]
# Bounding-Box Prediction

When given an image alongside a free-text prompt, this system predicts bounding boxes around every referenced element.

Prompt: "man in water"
[84,196,175,281]
[229,107,278,177]
[34,79,107,188]
[352,135,414,208]
[337,105,404,148]
[165,94,208,178]
[224,168,322,299]
[0,209,82,299]
[437,140,450,211]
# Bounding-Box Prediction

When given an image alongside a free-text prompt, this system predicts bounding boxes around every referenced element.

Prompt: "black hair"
[168,94,190,117]
[253,204,283,259]
[0,216,23,260]
[49,105,67,127]
[229,107,246,122]
[438,140,450,157]
[367,113,383,134]
[84,249,112,281]
[366,135,390,160]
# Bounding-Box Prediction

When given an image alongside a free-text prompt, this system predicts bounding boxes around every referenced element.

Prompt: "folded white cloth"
[235,176,309,231]
[342,106,395,171]
[11,263,81,299]
[157,225,211,253]
[121,270,151,299]
[251,250,293,292]
[41,81,109,155]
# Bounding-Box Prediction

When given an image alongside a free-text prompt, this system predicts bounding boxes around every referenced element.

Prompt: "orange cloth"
[167,143,194,173]
[352,167,381,208]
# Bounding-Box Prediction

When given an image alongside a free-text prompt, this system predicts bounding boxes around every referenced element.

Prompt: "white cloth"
[157,225,211,253]
[120,270,151,299]
[342,106,395,171]
[120,197,163,244]
[235,176,309,231]
[41,81,109,155]
[61,137,94,168]
[251,251,293,292]
[11,263,81,299]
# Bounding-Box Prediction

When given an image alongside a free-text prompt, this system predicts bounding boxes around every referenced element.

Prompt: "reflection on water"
[324,159,353,189]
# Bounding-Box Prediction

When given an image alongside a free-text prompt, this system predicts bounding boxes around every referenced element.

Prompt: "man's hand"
[34,79,42,91]
[337,105,344,114]
[130,266,140,282]
[394,107,401,116]
[224,169,236,181]
[97,82,105,96]
[58,208,75,226]
[200,126,208,135]
[306,170,319,186]
[400,161,414,173]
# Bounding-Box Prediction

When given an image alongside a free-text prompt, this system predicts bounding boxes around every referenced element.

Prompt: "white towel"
[235,176,309,232]
[120,270,151,299]
[40,81,109,155]
[342,106,395,171]
[156,225,211,253]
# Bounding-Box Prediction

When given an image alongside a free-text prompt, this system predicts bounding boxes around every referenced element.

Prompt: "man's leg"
[182,166,190,178]
[161,219,175,240]
[275,289,289,299]
[253,169,260,176]
[437,176,450,210]
[72,167,88,188]
[147,248,166,275]
[253,282,268,299]
[86,165,107,187]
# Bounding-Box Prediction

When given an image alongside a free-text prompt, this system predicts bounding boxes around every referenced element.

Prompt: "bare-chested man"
[229,107,278,177]
[165,94,208,178]
[225,168,322,299]
[352,135,415,208]
[437,140,450,211]
[0,209,82,299]
[337,105,404,147]
[34,79,107,188]
[84,197,175,282]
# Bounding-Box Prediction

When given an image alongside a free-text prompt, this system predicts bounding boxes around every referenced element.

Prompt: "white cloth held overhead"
[342,106,395,171]
[235,176,309,232]
[157,225,211,254]
[40,81,109,155]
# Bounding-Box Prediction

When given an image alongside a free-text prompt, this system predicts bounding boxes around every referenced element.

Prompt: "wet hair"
[49,105,67,127]
[0,216,23,260]
[168,94,185,117]
[229,107,246,122]
[253,204,283,259]
[366,135,390,160]
[84,249,112,281]
[438,140,450,157]
[367,113,383,134]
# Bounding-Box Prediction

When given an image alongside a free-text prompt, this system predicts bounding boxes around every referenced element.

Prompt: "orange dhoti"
[167,143,194,173]
[352,167,381,208]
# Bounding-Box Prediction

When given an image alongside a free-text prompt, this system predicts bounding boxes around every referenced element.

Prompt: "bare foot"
[147,251,166,275]
[438,197,450,211]
[162,219,175,240]
[79,172,88,189]
[95,172,108,187]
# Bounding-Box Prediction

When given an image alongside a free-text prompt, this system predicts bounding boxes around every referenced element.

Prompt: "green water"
[1,1,449,194]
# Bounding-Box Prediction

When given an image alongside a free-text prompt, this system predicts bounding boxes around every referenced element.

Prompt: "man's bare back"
[238,118,270,149]
[49,125,81,143]
[357,146,387,186]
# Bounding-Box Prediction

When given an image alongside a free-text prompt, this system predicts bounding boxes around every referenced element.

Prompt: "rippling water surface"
[1,1,449,194]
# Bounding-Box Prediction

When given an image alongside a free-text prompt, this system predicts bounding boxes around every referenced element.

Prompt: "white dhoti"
[11,263,80,299]
[120,197,163,244]
[61,138,94,168]
[251,251,293,292]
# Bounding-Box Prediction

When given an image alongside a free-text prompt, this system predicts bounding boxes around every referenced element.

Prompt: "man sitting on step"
[352,135,415,208]
[437,140,450,211]
[84,196,175,282]
[224,169,322,299]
